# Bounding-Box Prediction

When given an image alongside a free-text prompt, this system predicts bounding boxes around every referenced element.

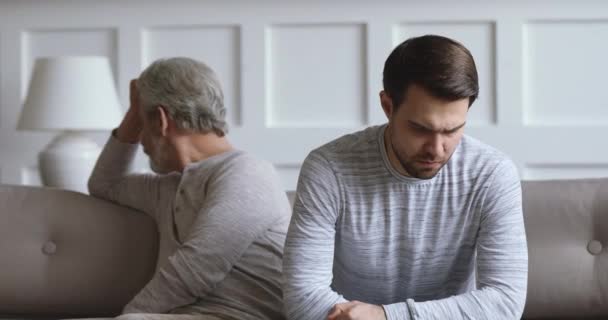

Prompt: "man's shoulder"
[452,135,516,176]
[458,135,504,157]
[308,125,382,163]
[220,150,276,176]
[186,150,277,184]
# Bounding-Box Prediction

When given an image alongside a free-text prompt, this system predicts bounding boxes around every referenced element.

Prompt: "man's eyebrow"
[408,120,466,133]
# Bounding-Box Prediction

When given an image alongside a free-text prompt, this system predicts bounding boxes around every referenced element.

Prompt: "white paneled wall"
[523,21,608,126]
[266,24,367,128]
[1,0,608,191]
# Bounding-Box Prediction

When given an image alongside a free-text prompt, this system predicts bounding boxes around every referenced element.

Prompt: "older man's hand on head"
[116,78,143,144]
[327,301,387,320]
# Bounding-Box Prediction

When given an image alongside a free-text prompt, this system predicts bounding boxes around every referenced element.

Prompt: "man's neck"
[175,133,234,171]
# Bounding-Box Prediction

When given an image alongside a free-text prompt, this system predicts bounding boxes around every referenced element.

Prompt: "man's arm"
[123,158,285,313]
[88,79,177,221]
[382,159,528,320]
[87,133,177,222]
[283,151,349,320]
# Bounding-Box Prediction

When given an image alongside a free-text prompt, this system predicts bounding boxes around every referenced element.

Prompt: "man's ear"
[380,90,394,120]
[156,106,170,137]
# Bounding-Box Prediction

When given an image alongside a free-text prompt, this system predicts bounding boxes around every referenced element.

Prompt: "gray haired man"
[88,57,291,320]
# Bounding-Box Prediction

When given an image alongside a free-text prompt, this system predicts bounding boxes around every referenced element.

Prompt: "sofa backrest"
[1,179,607,319]
[0,185,158,318]
[522,178,608,319]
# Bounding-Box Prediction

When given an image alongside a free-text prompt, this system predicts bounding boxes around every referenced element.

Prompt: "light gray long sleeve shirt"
[283,124,528,320]
[89,134,292,320]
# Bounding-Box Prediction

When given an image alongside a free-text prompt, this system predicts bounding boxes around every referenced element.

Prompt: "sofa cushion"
[0,185,158,318]
[522,178,608,318]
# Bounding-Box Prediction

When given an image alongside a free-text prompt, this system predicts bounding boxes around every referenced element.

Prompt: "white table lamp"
[18,56,123,193]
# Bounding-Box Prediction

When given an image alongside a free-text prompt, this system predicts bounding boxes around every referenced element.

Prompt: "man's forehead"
[398,99,468,131]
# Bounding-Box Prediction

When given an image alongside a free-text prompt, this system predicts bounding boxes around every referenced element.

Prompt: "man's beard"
[149,157,171,174]
[149,158,163,174]
[389,129,448,180]
[147,139,173,174]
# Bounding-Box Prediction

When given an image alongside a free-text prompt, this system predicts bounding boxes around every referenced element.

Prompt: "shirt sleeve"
[283,151,348,320]
[123,157,286,313]
[88,132,179,222]
[382,159,529,320]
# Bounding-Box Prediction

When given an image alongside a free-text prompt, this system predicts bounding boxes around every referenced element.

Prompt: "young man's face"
[381,84,469,179]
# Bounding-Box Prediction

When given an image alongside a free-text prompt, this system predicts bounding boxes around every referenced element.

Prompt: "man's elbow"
[282,284,305,320]
[491,282,527,319]
[511,286,527,319]
[87,172,111,199]
[87,174,101,196]
[282,281,339,320]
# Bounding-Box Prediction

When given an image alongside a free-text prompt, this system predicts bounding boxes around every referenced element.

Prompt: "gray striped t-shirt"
[283,124,528,320]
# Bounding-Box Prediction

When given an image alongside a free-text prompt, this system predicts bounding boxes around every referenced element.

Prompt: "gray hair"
[137,57,228,136]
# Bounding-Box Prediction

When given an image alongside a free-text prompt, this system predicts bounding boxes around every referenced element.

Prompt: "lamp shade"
[18,56,123,131]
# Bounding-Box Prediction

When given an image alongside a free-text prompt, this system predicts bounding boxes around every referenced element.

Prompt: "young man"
[88,57,291,320]
[283,35,528,320]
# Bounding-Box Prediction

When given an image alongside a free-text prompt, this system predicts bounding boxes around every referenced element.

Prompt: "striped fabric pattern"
[283,124,528,320]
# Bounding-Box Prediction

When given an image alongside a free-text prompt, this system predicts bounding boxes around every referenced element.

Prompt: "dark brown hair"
[383,35,479,109]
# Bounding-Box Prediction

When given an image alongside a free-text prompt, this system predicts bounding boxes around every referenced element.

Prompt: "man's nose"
[424,134,444,160]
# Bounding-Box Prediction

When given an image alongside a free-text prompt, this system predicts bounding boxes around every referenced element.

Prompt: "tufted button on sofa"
[0,185,158,318]
[521,179,608,319]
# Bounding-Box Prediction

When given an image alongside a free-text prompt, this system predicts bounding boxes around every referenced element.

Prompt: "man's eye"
[444,129,460,136]
[411,125,426,133]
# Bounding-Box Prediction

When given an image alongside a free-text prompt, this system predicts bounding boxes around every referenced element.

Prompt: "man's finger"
[328,301,357,320]
[327,305,342,320]
[129,79,137,94]
[129,79,139,106]
[331,301,361,320]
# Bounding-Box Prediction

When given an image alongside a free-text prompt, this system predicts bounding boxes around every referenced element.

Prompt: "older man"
[88,57,291,320]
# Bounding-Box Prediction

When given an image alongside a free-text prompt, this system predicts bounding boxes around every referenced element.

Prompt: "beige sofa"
[0,179,607,319]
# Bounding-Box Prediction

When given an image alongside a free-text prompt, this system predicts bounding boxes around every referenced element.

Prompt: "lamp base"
[38,131,101,193]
